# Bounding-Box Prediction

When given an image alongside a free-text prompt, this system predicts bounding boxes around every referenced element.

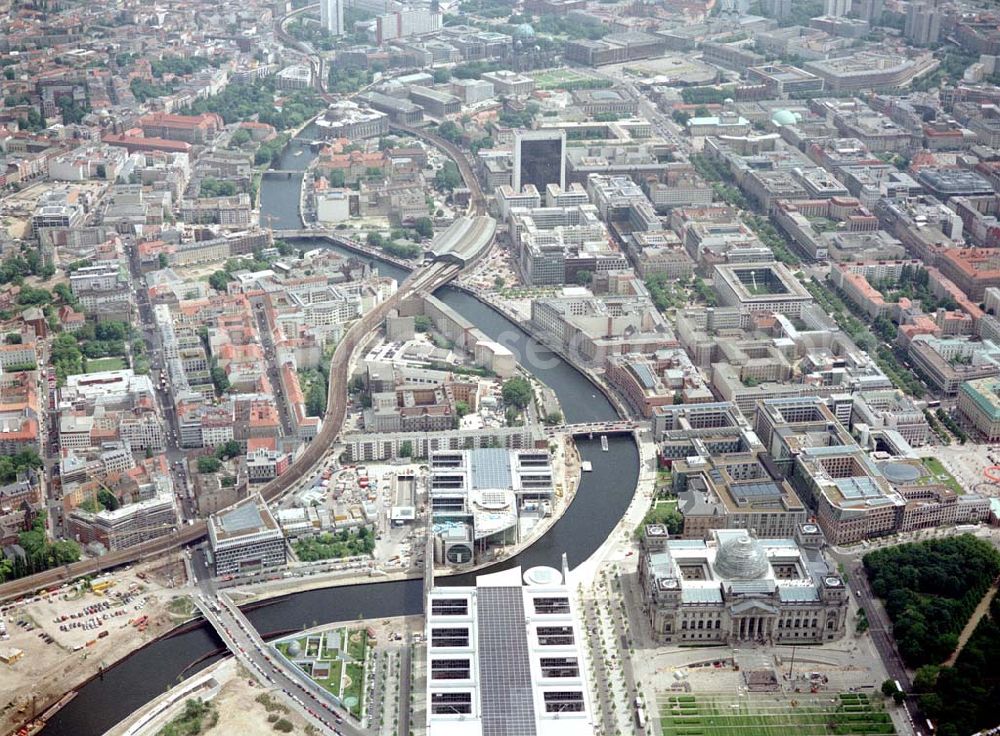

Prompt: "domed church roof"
[714,533,769,580]
[771,109,800,127]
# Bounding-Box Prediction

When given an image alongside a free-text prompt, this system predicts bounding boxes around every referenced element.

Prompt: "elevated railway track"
[0,13,493,604]
[0,263,461,604]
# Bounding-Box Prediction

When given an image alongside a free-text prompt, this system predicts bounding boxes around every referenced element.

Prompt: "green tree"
[455,400,470,418]
[913,665,940,692]
[17,286,52,306]
[200,178,237,197]
[399,440,413,458]
[501,377,533,409]
[230,128,251,147]
[306,379,327,417]
[197,456,222,474]
[544,410,563,425]
[5,332,21,344]
[413,217,434,239]
[158,253,169,269]
[208,270,231,292]
[210,364,230,393]
[575,270,592,286]
[214,440,242,460]
[97,489,120,511]
[434,161,462,191]
[437,121,463,144]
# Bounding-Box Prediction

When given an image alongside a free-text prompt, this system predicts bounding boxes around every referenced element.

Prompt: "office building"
[824,0,851,17]
[792,445,906,545]
[907,336,1000,394]
[514,130,565,194]
[68,495,178,552]
[905,1,941,45]
[856,0,883,22]
[638,526,848,644]
[321,0,344,35]
[376,7,442,43]
[208,493,286,576]
[672,452,808,540]
[425,561,596,735]
[712,262,813,321]
[959,377,1000,440]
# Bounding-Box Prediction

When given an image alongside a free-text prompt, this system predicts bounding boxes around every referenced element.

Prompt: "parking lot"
[0,559,186,736]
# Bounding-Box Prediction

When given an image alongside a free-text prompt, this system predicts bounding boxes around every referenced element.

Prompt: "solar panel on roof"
[470,449,513,490]
[477,587,537,736]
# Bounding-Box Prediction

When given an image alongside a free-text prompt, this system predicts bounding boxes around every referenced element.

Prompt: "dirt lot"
[206,661,313,736]
[0,554,191,735]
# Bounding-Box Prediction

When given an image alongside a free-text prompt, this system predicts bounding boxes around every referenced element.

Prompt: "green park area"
[530,68,609,90]
[659,692,894,736]
[920,457,964,495]
[84,356,126,373]
[274,626,371,718]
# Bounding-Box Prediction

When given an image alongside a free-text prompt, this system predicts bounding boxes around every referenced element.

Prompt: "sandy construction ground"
[206,661,313,736]
[0,553,191,735]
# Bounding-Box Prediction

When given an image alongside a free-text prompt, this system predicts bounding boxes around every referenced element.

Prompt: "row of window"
[431,624,576,650]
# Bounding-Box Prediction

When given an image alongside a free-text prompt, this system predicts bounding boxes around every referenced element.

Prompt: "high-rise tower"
[321,0,344,36]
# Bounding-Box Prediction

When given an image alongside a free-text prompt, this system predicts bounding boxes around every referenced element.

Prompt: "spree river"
[39,132,640,736]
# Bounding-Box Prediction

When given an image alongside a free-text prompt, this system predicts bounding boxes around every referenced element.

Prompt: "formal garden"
[273,626,372,719]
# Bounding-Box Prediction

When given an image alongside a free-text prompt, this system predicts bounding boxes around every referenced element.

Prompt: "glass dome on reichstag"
[714,534,769,580]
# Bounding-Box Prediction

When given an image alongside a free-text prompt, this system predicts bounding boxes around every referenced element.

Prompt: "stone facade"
[638,525,848,645]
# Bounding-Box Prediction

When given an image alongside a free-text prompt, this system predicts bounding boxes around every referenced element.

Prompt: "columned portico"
[731,611,777,641]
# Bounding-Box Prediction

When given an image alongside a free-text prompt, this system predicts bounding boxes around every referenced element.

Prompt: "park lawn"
[343,662,364,718]
[921,456,965,495]
[346,627,368,661]
[85,356,126,373]
[529,68,607,90]
[316,659,343,697]
[659,693,894,736]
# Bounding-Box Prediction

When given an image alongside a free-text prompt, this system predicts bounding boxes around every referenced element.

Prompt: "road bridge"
[193,592,368,736]
[545,421,639,436]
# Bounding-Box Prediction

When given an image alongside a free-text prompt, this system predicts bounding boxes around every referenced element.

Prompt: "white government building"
[425,560,595,736]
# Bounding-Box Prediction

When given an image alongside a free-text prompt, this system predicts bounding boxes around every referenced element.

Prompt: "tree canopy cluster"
[863,536,1000,667]
[293,527,375,561]
[916,597,1000,736]
[0,249,54,285]
[0,512,80,583]
[199,178,238,198]
[501,377,533,409]
[182,80,323,132]
[0,449,42,484]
